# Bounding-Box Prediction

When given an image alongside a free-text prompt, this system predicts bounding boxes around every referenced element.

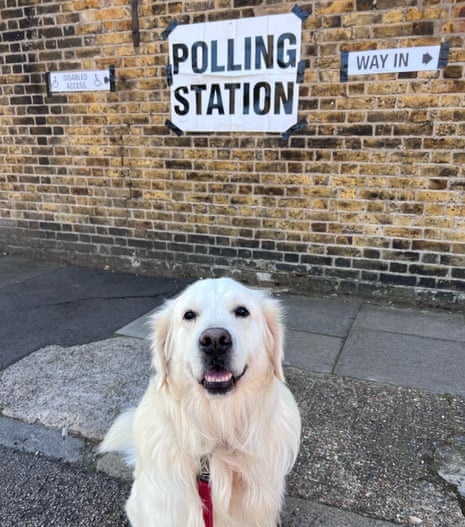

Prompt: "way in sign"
[346,45,441,76]
[356,51,409,71]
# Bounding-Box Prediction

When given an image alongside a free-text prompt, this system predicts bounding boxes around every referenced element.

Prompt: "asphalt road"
[0,257,188,369]
[0,446,130,527]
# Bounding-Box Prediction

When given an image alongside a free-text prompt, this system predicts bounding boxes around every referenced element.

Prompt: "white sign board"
[344,45,442,78]
[168,13,303,133]
[47,68,114,93]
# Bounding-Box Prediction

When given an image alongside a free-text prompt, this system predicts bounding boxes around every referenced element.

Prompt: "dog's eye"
[183,310,197,321]
[234,306,250,318]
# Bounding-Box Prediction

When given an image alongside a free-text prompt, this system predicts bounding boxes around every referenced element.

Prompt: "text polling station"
[166,12,304,133]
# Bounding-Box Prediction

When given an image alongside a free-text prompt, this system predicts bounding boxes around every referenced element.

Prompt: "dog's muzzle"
[199,327,247,395]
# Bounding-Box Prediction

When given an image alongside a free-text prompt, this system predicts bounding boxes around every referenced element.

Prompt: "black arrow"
[422,52,433,65]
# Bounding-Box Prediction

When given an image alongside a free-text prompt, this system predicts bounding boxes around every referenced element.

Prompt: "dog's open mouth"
[201,366,247,395]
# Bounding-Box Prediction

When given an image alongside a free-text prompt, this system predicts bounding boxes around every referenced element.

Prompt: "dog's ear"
[149,299,175,390]
[262,295,285,382]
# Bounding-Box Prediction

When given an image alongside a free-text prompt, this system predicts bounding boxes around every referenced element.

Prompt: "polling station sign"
[166,12,304,133]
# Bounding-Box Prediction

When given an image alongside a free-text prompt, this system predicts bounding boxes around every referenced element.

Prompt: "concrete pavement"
[1,255,465,526]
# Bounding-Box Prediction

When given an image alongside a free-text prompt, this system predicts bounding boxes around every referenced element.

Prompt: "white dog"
[100,277,301,527]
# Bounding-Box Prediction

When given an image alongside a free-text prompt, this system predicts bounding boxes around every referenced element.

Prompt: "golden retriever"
[100,277,301,527]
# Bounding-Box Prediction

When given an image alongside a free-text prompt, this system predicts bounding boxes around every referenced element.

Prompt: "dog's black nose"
[199,328,232,355]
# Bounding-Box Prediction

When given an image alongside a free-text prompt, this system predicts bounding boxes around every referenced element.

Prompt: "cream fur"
[100,277,301,527]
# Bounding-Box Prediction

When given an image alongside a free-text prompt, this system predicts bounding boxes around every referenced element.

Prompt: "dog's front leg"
[229,479,284,527]
[125,470,205,527]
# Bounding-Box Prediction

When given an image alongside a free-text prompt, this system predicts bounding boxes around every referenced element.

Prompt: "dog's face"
[150,277,284,397]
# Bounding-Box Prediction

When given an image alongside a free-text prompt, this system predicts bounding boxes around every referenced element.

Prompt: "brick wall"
[1,0,464,306]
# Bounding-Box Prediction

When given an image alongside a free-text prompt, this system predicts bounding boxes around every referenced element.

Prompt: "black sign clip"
[166,64,173,86]
[297,60,306,83]
[106,65,115,91]
[292,4,310,22]
[162,19,178,40]
[340,51,349,82]
[438,41,450,68]
[165,120,184,136]
[282,119,307,141]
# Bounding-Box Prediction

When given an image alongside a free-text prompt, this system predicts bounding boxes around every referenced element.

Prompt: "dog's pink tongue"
[205,369,233,383]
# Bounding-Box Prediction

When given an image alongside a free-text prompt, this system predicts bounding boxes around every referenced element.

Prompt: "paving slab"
[280,294,362,337]
[116,308,156,339]
[0,338,151,440]
[0,415,84,463]
[335,327,465,397]
[354,304,465,342]
[284,330,343,373]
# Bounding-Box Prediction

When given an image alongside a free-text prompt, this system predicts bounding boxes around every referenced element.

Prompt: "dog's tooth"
[205,371,233,383]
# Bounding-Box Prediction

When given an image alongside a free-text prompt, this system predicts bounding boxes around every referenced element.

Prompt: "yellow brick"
[398,95,440,109]
[317,0,354,15]
[72,0,100,9]
[320,28,353,41]
[338,188,358,199]
[446,205,465,217]
[405,8,423,21]
[75,22,101,35]
[383,10,404,23]
[79,9,98,22]
[384,227,422,238]
[96,7,130,20]
[143,190,171,200]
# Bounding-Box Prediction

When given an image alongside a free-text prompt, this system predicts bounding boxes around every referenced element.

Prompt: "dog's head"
[150,277,285,397]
